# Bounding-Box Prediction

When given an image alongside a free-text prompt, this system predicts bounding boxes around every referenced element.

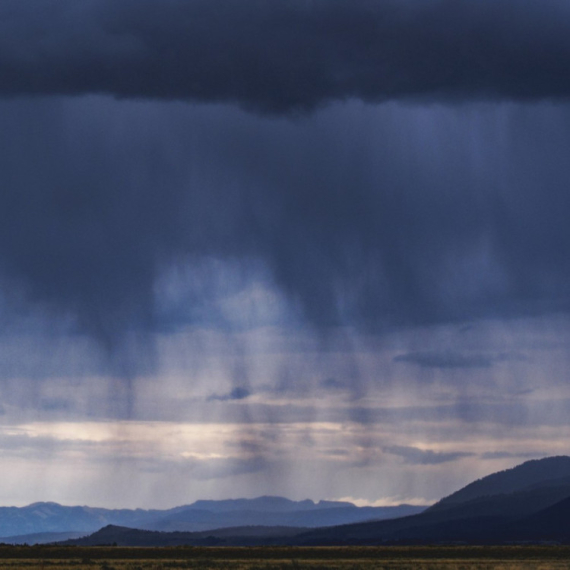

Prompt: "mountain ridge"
[11,456,570,546]
[0,497,425,541]
[60,455,570,546]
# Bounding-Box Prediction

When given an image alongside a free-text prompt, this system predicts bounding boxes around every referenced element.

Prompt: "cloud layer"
[2,1,570,112]
[1,2,570,354]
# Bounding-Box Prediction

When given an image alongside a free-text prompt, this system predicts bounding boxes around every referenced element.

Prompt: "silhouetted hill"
[63,524,306,547]
[422,480,570,521]
[430,456,570,511]
[506,496,570,541]
[295,456,570,545]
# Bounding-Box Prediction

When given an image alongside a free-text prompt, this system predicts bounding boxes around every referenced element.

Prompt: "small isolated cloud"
[384,445,474,465]
[393,351,523,369]
[208,386,251,402]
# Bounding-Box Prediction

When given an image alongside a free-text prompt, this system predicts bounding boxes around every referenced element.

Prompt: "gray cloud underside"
[2,96,570,353]
[2,0,570,112]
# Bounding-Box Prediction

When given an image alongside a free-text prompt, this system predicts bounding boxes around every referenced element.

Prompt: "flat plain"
[0,546,570,569]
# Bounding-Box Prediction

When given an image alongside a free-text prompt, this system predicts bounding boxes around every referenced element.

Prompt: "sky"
[1,0,570,509]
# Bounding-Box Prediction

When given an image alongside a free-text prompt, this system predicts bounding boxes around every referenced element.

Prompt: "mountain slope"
[507,496,570,541]
[295,456,570,545]
[430,456,570,511]
[422,481,570,521]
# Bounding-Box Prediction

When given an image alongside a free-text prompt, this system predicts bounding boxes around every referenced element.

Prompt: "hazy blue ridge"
[0,497,425,538]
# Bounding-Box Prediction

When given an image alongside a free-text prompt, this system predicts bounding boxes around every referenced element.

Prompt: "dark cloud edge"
[1,0,570,113]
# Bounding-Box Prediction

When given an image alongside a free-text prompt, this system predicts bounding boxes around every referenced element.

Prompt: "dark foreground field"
[0,546,570,569]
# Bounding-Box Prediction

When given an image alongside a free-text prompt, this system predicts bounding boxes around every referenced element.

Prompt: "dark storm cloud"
[384,445,474,465]
[1,0,570,112]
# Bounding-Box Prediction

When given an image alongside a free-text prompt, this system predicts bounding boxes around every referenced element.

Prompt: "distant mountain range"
[0,497,425,544]
[59,455,570,546]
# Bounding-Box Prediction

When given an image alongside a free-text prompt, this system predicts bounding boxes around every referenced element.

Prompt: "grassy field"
[0,546,569,569]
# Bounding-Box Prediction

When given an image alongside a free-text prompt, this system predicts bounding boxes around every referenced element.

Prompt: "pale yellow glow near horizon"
[0,417,567,509]
[10,419,570,461]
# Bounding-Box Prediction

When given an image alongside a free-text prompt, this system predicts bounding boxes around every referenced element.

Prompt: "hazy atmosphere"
[1,0,570,509]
